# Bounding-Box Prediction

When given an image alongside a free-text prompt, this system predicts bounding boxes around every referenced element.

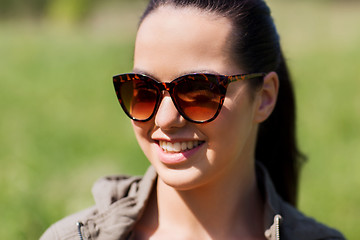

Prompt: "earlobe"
[254,71,279,123]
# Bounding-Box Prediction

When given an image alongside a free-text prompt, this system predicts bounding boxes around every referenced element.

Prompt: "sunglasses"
[112,72,265,123]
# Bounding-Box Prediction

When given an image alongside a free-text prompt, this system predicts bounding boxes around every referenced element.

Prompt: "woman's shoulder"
[257,163,345,240]
[280,201,345,240]
[40,167,157,240]
[40,206,98,240]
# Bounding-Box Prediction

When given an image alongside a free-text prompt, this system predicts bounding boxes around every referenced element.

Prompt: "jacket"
[41,164,345,240]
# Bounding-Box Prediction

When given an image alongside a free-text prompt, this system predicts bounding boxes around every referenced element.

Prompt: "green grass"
[0,1,359,239]
[269,1,360,239]
[297,40,360,238]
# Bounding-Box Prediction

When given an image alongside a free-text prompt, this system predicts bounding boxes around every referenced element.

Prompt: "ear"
[254,71,279,123]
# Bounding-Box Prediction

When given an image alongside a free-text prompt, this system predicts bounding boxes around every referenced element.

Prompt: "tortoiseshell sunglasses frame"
[112,72,265,123]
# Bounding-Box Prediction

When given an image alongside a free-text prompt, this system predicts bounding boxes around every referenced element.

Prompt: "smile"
[159,140,204,153]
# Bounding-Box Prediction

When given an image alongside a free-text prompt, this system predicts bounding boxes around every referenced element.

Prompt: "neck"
[150,161,265,239]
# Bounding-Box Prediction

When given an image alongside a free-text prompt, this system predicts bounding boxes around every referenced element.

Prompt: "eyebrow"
[132,68,158,79]
[132,68,223,80]
[183,69,222,75]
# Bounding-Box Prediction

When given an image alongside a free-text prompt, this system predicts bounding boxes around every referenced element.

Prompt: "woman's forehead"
[137,5,231,42]
[134,5,240,80]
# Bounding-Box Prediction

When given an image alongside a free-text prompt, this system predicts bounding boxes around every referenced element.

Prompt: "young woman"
[41,0,345,239]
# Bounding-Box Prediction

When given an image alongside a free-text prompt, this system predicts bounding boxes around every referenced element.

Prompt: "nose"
[154,93,186,130]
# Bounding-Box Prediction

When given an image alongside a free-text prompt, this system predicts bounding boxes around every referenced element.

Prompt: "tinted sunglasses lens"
[120,78,158,120]
[175,76,221,122]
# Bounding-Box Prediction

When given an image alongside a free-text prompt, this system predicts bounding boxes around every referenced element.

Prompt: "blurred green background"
[0,0,359,239]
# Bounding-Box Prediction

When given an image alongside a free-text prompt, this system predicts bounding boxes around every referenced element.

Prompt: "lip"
[155,140,205,165]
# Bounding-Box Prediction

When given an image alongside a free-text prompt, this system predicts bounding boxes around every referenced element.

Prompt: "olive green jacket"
[41,165,345,240]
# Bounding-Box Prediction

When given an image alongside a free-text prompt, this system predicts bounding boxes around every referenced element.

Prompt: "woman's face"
[132,6,262,190]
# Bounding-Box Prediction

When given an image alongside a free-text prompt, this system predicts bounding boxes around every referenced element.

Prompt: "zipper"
[274,214,281,240]
[77,222,84,240]
[264,214,282,240]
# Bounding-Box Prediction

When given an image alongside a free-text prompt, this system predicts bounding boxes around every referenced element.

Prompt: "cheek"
[205,93,256,159]
[132,121,144,140]
[131,121,154,157]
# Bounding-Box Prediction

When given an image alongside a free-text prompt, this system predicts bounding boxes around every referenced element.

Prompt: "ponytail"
[255,51,305,206]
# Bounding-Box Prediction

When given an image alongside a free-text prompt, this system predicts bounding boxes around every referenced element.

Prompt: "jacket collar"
[80,167,157,239]
[256,162,283,240]
[80,164,282,239]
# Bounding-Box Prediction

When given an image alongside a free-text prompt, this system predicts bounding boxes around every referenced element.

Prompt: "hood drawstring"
[77,222,84,240]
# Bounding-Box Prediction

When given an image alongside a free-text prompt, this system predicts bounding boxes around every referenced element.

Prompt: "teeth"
[181,142,187,151]
[173,142,181,152]
[159,140,202,153]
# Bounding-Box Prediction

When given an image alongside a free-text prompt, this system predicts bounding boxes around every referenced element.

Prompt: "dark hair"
[140,0,304,206]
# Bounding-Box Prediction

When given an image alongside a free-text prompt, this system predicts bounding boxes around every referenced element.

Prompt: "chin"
[155,165,210,191]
